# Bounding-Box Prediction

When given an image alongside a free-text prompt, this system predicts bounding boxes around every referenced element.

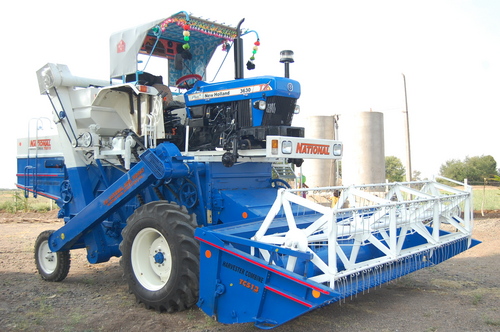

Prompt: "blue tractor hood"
[185,76,301,106]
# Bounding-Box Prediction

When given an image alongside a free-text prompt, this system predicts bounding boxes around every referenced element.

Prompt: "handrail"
[25,117,53,198]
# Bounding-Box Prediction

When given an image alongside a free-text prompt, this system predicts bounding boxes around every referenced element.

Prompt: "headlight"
[282,141,292,154]
[254,100,267,110]
[333,143,343,156]
[294,105,300,114]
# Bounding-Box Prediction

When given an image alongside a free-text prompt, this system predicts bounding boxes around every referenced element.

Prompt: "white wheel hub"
[131,227,173,291]
[38,239,57,274]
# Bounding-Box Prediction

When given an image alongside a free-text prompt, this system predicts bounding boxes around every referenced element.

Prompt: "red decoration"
[117,40,126,53]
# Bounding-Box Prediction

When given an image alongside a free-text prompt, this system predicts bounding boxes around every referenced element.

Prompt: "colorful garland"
[156,14,260,65]
[183,24,191,50]
[250,39,260,61]
[158,16,238,41]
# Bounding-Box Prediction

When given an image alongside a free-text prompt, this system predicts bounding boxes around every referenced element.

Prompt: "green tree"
[439,155,498,182]
[439,159,466,181]
[412,170,423,181]
[385,156,405,182]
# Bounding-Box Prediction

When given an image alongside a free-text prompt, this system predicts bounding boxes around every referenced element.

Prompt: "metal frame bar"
[252,180,473,289]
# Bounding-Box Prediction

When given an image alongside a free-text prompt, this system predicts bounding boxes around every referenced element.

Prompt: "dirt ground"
[1,211,499,332]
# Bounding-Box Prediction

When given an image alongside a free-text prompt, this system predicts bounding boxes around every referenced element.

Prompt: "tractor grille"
[261,96,296,126]
[236,100,252,128]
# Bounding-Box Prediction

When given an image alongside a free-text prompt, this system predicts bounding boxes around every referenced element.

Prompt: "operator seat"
[124,72,174,109]
[153,83,174,108]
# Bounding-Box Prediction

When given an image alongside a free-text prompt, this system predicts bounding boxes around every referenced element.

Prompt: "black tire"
[120,201,199,312]
[34,230,71,282]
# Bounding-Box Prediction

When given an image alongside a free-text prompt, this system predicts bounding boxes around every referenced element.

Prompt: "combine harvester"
[16,11,479,328]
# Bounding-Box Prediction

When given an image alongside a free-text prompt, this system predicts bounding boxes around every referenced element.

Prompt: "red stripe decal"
[265,285,313,308]
[15,184,59,201]
[16,173,61,177]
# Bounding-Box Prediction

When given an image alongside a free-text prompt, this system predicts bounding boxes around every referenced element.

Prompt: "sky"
[1,0,499,188]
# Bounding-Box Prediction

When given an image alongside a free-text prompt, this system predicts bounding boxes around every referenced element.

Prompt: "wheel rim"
[37,239,57,274]
[131,227,173,291]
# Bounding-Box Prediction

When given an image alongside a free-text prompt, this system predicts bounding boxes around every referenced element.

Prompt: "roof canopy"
[109,11,240,86]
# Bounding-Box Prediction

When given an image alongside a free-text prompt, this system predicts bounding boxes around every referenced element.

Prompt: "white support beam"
[252,180,473,290]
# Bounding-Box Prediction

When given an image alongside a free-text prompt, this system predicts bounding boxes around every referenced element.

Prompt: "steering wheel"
[176,74,202,89]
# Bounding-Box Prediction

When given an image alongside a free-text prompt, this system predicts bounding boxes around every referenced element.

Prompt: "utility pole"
[402,73,412,182]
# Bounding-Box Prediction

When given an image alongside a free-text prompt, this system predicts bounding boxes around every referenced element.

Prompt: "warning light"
[312,289,321,298]
[242,212,248,219]
[271,139,278,155]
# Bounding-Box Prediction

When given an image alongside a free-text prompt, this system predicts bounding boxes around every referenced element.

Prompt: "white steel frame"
[251,177,473,288]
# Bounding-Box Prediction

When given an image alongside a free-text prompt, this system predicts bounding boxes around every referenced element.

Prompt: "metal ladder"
[272,162,297,180]
[23,118,52,198]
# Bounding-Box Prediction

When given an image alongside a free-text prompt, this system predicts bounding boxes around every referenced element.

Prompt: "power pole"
[402,73,412,182]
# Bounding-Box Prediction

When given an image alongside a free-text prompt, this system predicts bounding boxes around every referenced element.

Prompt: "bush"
[0,192,29,212]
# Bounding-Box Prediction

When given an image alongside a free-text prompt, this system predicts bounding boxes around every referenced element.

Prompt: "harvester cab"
[108,11,304,166]
[17,11,480,330]
[34,11,303,175]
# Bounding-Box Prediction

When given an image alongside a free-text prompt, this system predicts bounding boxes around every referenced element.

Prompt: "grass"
[484,317,500,327]
[472,293,483,305]
[0,189,53,213]
[472,186,500,211]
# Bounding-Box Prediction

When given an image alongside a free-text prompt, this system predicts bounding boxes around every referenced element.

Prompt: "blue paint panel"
[185,76,301,107]
[16,157,66,202]
[196,232,339,327]
[196,223,480,328]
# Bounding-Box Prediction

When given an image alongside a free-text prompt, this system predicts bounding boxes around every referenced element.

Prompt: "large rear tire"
[34,230,71,282]
[120,201,199,312]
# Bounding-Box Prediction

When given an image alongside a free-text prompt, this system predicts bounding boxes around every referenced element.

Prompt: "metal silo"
[340,111,385,185]
[301,115,339,188]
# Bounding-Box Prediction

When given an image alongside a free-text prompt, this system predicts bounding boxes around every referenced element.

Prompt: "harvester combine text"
[16,11,479,328]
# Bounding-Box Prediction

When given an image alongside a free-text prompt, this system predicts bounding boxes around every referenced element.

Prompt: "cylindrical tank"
[301,116,339,188]
[340,111,385,186]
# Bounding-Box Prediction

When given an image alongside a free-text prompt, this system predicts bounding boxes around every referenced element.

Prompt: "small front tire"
[34,230,71,282]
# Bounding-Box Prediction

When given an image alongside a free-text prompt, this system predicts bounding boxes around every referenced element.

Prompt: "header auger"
[16,11,479,329]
